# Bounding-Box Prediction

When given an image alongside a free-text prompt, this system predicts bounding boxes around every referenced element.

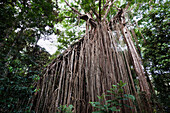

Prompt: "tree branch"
[103,0,116,21]
[80,14,97,27]
[124,2,130,11]
[64,0,82,16]
[90,8,100,22]
[102,0,110,11]
[64,0,97,27]
[99,0,101,21]
[126,4,137,13]
[91,8,99,19]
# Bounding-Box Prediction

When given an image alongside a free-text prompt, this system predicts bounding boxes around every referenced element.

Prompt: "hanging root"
[28,16,153,113]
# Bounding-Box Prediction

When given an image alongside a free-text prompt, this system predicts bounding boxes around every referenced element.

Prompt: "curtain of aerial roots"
[29,19,153,113]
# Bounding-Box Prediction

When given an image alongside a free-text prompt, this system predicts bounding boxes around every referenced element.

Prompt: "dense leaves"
[139,1,170,111]
[0,0,56,112]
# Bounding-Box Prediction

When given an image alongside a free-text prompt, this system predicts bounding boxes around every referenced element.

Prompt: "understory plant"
[57,104,73,113]
[90,81,135,113]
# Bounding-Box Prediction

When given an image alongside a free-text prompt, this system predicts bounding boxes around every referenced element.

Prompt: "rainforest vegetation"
[0,0,169,113]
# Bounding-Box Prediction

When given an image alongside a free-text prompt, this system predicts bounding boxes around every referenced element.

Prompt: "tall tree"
[29,0,156,113]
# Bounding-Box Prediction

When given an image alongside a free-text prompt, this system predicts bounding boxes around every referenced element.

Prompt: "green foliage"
[52,0,85,55]
[0,0,56,112]
[57,104,74,113]
[137,1,170,111]
[90,81,135,113]
[55,0,156,55]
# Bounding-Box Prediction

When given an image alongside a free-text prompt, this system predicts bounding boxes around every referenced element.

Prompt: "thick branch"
[91,8,99,19]
[90,8,100,22]
[64,0,96,27]
[80,15,97,27]
[99,0,101,21]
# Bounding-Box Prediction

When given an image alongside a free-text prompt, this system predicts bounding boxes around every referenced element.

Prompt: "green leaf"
[124,94,135,101]
[109,106,120,111]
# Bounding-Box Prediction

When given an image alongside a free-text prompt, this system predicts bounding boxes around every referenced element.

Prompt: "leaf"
[109,106,120,112]
[97,95,102,99]
[112,85,117,88]
[107,90,113,94]
[124,94,135,101]
[89,102,101,107]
